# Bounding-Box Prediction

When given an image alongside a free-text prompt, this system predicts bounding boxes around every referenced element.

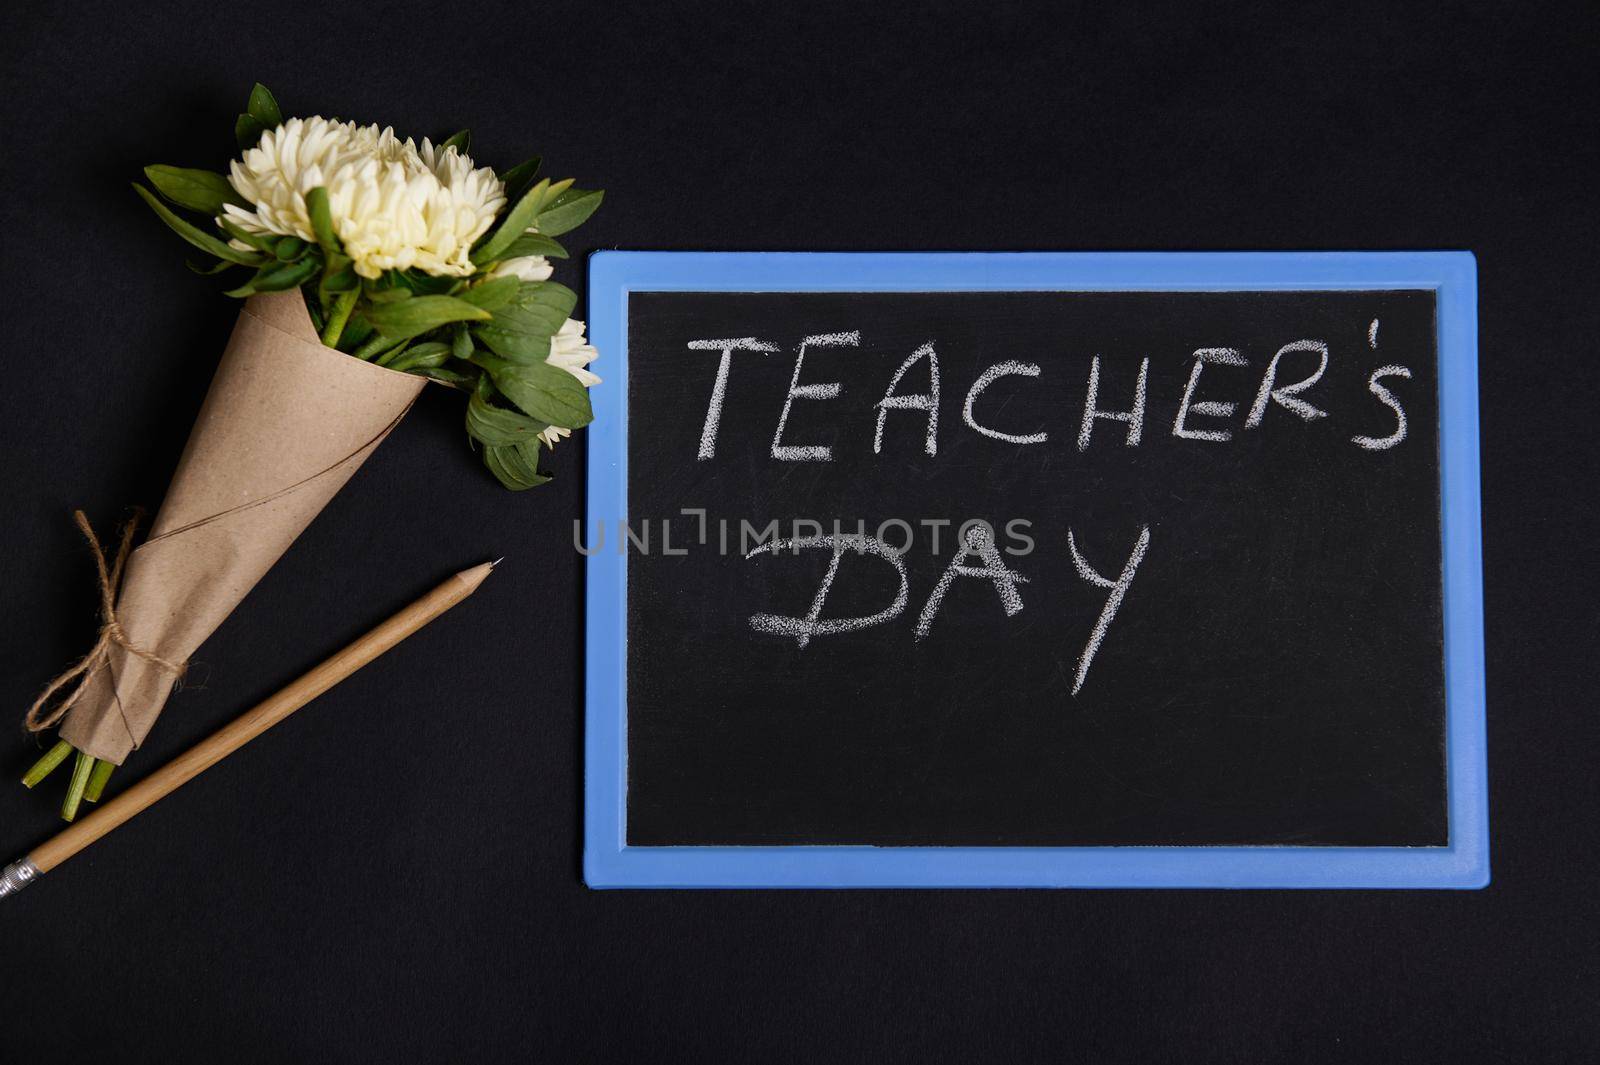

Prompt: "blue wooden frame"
[583,252,1486,889]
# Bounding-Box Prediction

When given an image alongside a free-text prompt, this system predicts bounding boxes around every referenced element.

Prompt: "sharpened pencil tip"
[455,559,499,590]
[491,556,505,568]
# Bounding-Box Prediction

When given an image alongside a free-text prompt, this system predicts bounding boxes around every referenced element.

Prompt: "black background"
[627,290,1446,846]
[1,2,1595,1061]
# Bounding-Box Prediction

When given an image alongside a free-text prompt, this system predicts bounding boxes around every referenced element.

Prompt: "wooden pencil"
[1,559,497,900]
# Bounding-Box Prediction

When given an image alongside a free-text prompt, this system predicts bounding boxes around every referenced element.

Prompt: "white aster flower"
[540,319,602,448]
[489,255,553,283]
[220,117,506,280]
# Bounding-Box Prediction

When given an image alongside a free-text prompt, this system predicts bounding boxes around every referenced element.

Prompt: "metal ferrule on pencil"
[0,858,40,901]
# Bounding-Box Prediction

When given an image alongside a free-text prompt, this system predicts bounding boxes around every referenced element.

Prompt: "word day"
[745,521,1149,695]
[688,319,1413,461]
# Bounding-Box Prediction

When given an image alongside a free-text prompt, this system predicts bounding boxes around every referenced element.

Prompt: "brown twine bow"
[24,509,187,734]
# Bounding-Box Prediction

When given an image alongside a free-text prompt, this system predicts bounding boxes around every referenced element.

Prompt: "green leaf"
[467,376,549,445]
[247,83,283,128]
[373,340,412,367]
[143,165,244,213]
[216,217,274,251]
[472,281,577,362]
[502,232,568,260]
[498,156,542,202]
[185,258,237,275]
[364,294,491,340]
[258,258,315,291]
[415,365,477,389]
[351,333,407,361]
[514,439,552,485]
[475,354,594,429]
[440,129,471,154]
[533,188,603,237]
[458,275,519,311]
[391,269,458,296]
[318,253,356,313]
[471,177,573,266]
[273,236,308,261]
[305,187,339,252]
[385,341,452,373]
[223,257,317,297]
[340,316,374,351]
[235,113,266,151]
[133,184,263,265]
[320,260,358,296]
[483,440,552,490]
[451,324,474,361]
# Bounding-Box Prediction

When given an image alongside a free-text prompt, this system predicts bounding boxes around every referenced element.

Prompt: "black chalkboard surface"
[623,287,1442,846]
[584,252,1484,888]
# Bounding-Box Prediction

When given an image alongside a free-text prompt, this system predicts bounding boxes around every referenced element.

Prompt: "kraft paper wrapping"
[58,291,425,764]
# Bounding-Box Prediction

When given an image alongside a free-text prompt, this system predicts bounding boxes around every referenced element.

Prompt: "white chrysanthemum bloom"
[220,118,506,279]
[220,117,409,244]
[488,255,553,283]
[540,319,602,447]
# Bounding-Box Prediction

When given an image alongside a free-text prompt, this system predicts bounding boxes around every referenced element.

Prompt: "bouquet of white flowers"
[23,83,603,817]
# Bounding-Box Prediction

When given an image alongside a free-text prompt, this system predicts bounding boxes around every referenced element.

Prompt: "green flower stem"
[84,758,116,803]
[22,739,74,788]
[320,289,358,349]
[62,751,93,822]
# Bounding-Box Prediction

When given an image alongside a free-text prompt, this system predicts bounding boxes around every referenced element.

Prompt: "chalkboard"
[583,253,1485,888]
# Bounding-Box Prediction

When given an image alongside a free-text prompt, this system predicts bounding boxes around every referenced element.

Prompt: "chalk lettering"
[1173,348,1248,442]
[772,331,858,461]
[689,338,778,460]
[791,518,823,550]
[1067,526,1151,695]
[915,523,1029,640]
[1078,355,1149,450]
[963,361,1047,445]
[1352,365,1412,451]
[876,342,941,456]
[747,534,911,649]
[1245,339,1329,427]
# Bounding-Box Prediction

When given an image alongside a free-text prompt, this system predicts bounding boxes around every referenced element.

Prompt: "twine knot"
[24,509,187,734]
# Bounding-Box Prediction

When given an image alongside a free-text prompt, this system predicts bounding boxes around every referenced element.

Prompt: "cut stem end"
[22,740,74,789]
[84,759,116,803]
[62,751,93,822]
